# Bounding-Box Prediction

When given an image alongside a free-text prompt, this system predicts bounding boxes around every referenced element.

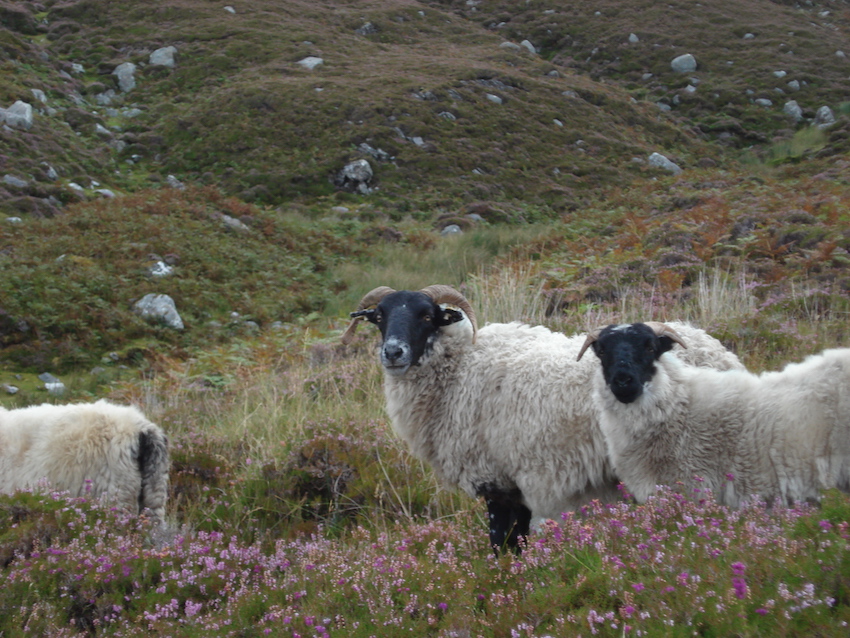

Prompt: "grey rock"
[754,98,773,107]
[224,5,235,13]
[6,101,34,130]
[124,108,144,118]
[5,217,22,224]
[520,39,536,54]
[1,384,19,395]
[38,372,61,384]
[30,89,47,104]
[166,174,185,190]
[358,142,393,162]
[330,206,350,214]
[355,22,378,36]
[150,46,177,68]
[743,33,755,39]
[441,224,463,236]
[96,89,117,106]
[134,294,184,330]
[3,174,28,189]
[499,42,521,51]
[773,70,787,78]
[43,164,58,180]
[94,123,113,138]
[656,102,672,112]
[648,152,682,174]
[113,62,137,92]
[642,73,653,80]
[628,33,639,43]
[553,118,563,127]
[94,188,116,198]
[336,159,373,194]
[486,93,503,104]
[438,111,456,121]
[297,56,324,70]
[221,214,250,232]
[71,63,84,74]
[46,382,66,396]
[148,260,173,277]
[787,80,800,92]
[783,100,803,121]
[815,105,836,128]
[670,53,697,73]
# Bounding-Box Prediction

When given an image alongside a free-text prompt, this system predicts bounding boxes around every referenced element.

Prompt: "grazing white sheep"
[0,399,169,521]
[342,286,744,552]
[578,321,850,507]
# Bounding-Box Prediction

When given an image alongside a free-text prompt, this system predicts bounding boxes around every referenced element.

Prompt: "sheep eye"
[423,314,432,322]
[375,312,383,323]
[645,343,655,353]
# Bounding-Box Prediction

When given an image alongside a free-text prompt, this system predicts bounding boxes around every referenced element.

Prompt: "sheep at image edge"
[342,285,745,553]
[0,399,170,522]
[578,322,850,507]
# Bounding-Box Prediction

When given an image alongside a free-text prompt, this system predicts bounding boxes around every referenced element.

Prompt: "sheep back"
[0,399,169,520]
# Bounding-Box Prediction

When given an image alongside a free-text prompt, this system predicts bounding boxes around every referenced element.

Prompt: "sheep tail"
[137,423,170,522]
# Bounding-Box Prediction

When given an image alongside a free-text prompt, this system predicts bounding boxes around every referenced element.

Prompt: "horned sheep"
[578,322,850,507]
[0,399,170,521]
[343,286,744,552]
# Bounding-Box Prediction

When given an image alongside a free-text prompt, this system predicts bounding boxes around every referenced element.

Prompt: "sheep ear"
[341,309,377,345]
[644,322,687,351]
[438,307,464,326]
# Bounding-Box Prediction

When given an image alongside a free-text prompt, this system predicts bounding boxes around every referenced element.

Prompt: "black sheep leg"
[480,486,532,555]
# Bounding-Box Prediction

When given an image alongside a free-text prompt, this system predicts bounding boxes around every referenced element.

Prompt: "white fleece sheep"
[343,286,744,550]
[583,322,850,507]
[0,399,169,521]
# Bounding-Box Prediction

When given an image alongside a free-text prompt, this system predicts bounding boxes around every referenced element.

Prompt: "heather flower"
[732,577,748,600]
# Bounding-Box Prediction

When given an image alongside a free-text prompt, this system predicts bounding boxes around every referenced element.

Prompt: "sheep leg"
[479,484,531,554]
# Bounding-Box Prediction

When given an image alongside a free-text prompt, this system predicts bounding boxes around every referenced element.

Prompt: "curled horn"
[576,328,602,361]
[340,286,396,345]
[644,322,688,350]
[420,284,478,343]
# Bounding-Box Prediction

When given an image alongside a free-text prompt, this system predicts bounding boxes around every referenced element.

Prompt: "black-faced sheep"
[343,287,744,552]
[578,322,850,507]
[0,399,169,521]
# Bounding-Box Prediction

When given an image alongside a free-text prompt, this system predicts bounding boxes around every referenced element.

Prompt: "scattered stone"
[94,123,112,138]
[38,372,65,396]
[787,80,800,92]
[166,175,185,190]
[441,224,462,236]
[671,54,697,73]
[486,93,503,104]
[684,84,697,93]
[124,107,144,118]
[357,142,393,162]
[628,33,639,43]
[113,62,137,93]
[330,206,350,214]
[743,33,755,39]
[499,42,521,51]
[754,98,773,107]
[148,260,173,277]
[553,118,563,127]
[224,5,236,13]
[68,182,85,193]
[773,70,787,78]
[815,105,836,128]
[1,384,18,395]
[562,90,579,99]
[335,159,374,194]
[837,51,846,59]
[133,294,184,330]
[783,100,803,121]
[94,188,116,198]
[96,89,117,105]
[648,152,682,174]
[150,46,177,68]
[3,174,28,189]
[642,73,653,80]
[411,136,425,146]
[221,214,250,232]
[656,102,672,112]
[6,101,34,130]
[355,22,378,36]
[42,164,58,180]
[520,39,536,54]
[438,111,456,121]
[30,89,47,104]
[5,217,22,224]
[297,56,324,70]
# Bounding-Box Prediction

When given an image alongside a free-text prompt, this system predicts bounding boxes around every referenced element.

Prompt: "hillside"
[1,0,849,375]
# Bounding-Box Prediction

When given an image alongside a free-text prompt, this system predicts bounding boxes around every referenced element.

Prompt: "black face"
[590,323,677,404]
[352,291,465,376]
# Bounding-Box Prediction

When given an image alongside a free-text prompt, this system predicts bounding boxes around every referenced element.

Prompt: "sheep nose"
[384,343,405,363]
[613,371,634,388]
